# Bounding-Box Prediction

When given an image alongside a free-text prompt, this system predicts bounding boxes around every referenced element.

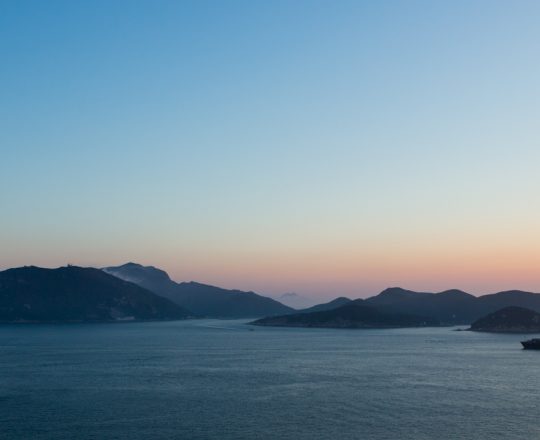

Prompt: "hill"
[469,306,540,333]
[363,287,540,325]
[0,266,191,322]
[251,300,439,329]
[103,263,294,318]
[476,290,540,314]
[364,288,479,324]
[254,287,540,328]
[297,297,353,314]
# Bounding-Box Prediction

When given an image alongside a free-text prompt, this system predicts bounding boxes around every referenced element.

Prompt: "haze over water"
[2,321,539,440]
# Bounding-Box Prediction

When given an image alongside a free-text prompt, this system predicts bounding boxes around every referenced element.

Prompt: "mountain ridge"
[251,300,439,328]
[362,287,540,325]
[255,287,540,328]
[0,265,191,322]
[297,297,353,314]
[103,263,294,318]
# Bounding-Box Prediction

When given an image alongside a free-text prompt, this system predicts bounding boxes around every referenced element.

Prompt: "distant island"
[361,287,540,325]
[251,287,540,330]
[251,301,439,329]
[469,306,540,333]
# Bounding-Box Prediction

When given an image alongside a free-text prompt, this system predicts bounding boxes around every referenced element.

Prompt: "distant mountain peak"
[275,292,318,309]
[377,287,431,298]
[102,263,293,318]
[104,263,172,283]
[438,289,467,294]
[436,289,473,298]
[280,292,300,299]
[380,287,412,294]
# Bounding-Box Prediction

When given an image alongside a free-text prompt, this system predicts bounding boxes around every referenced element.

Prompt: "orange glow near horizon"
[156,243,540,299]
[3,225,540,299]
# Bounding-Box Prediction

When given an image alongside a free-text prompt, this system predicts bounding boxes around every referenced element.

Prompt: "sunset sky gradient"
[2,0,540,299]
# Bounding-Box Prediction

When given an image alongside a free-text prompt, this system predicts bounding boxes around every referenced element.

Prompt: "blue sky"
[1,0,540,298]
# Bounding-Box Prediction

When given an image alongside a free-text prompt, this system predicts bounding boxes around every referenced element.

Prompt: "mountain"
[275,292,317,309]
[297,297,353,314]
[251,300,439,329]
[255,287,540,328]
[363,287,540,325]
[469,306,540,333]
[367,287,433,304]
[103,263,294,318]
[364,288,479,324]
[0,266,191,322]
[476,290,540,314]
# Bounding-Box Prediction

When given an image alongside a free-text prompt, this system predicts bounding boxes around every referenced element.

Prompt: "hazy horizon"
[2,0,540,299]
[2,260,540,301]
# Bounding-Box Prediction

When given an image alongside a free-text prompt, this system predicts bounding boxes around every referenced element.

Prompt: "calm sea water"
[1,320,538,440]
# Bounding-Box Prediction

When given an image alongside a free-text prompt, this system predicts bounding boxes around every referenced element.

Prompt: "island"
[250,301,439,329]
[468,306,540,333]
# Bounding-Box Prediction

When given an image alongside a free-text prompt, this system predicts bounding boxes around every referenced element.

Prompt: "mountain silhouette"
[297,297,352,314]
[364,288,479,324]
[103,263,294,318]
[469,306,540,333]
[251,300,439,328]
[364,287,540,324]
[0,266,191,322]
[254,287,540,327]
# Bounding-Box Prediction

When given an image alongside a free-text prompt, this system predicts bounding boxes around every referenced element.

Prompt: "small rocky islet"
[468,306,540,333]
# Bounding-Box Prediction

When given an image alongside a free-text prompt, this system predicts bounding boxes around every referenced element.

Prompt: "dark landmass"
[469,306,540,333]
[0,266,191,323]
[297,297,352,314]
[476,290,540,315]
[251,300,439,329]
[364,288,479,325]
[5,261,540,326]
[253,287,540,329]
[103,263,294,318]
[363,287,540,325]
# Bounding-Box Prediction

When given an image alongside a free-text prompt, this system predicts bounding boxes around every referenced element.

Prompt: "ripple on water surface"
[0,320,539,440]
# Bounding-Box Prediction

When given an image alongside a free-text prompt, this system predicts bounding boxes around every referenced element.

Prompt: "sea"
[1,319,539,440]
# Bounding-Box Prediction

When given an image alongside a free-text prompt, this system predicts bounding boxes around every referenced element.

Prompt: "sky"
[1,0,540,299]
